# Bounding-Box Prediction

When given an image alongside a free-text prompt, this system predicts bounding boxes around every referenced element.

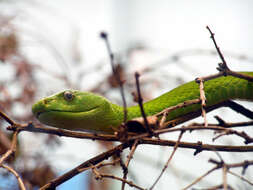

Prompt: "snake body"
[32,72,253,133]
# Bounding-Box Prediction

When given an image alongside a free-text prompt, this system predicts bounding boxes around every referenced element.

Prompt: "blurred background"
[0,0,253,189]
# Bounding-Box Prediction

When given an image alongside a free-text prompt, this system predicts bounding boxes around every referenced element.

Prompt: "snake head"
[32,90,120,133]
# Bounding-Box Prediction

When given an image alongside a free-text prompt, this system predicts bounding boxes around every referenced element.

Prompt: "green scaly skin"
[32,72,253,134]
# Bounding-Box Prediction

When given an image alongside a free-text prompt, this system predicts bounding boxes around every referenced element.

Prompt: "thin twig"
[191,120,253,129]
[226,70,253,82]
[206,25,228,70]
[99,173,145,190]
[212,127,253,144]
[139,138,253,152]
[184,156,253,189]
[90,162,145,190]
[213,115,253,128]
[39,142,130,190]
[206,26,253,82]
[0,110,15,125]
[121,139,139,190]
[100,32,128,123]
[161,101,229,129]
[182,166,219,190]
[78,158,121,173]
[8,122,119,141]
[197,78,208,126]
[191,184,235,190]
[1,164,26,190]
[195,72,224,83]
[0,130,25,189]
[209,158,253,171]
[150,130,184,189]
[224,100,253,120]
[223,165,228,190]
[156,98,201,117]
[228,170,253,186]
[134,72,153,134]
[0,130,18,164]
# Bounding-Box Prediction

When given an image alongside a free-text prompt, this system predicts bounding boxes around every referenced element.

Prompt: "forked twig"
[89,162,144,190]
[39,142,130,190]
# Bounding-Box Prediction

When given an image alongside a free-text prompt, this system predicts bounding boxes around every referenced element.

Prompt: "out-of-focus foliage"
[0,15,57,189]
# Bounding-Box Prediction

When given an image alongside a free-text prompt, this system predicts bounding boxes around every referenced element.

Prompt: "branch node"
[242,160,249,175]
[214,115,227,127]
[194,141,203,156]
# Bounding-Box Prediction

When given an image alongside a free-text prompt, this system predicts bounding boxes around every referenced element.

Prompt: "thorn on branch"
[194,141,203,155]
[214,115,227,127]
[209,158,224,168]
[242,160,249,175]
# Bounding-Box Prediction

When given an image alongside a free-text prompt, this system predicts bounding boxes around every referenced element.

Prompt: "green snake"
[32,72,253,134]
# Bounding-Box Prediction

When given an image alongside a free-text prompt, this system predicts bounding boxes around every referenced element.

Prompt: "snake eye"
[64,91,74,101]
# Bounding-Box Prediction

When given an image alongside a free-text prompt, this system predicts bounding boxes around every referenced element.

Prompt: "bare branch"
[39,142,131,190]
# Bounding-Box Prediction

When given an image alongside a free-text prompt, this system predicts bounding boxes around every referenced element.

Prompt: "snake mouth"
[34,106,99,119]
